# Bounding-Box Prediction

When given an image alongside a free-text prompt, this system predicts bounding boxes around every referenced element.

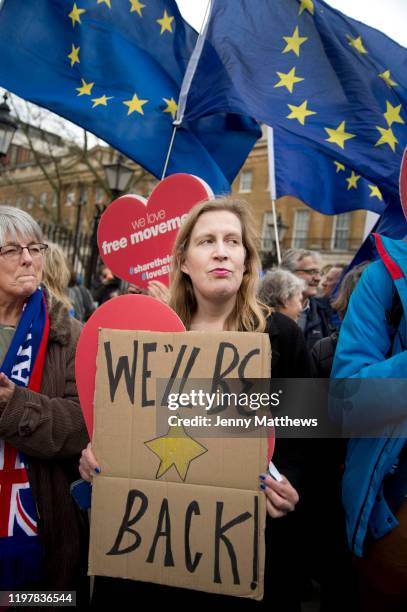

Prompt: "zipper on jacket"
[351,440,388,552]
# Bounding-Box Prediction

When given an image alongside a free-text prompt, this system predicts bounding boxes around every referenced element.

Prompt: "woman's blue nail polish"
[259,483,266,490]
[95,467,101,474]
[259,474,266,481]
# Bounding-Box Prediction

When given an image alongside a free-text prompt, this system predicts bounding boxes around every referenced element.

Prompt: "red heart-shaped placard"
[97,173,213,289]
[75,294,185,437]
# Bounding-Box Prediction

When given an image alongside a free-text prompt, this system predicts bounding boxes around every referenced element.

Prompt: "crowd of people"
[0,200,405,611]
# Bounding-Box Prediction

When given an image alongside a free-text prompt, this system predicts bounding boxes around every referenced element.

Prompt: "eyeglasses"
[295,268,321,276]
[0,243,48,260]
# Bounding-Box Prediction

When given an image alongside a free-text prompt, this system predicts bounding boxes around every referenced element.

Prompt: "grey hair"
[280,248,322,273]
[0,205,43,245]
[258,268,305,308]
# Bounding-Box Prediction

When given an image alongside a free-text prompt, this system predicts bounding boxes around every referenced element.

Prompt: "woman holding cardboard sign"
[82,197,312,610]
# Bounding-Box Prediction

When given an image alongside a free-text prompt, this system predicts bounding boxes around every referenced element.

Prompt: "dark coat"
[303,296,333,350]
[311,331,339,378]
[0,290,89,593]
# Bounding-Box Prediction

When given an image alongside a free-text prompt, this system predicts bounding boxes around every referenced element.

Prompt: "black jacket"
[311,331,339,378]
[302,296,333,350]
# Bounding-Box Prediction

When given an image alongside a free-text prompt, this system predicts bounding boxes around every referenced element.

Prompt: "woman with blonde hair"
[42,241,72,313]
[81,197,312,610]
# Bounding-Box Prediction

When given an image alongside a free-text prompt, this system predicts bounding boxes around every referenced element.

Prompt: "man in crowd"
[281,248,332,349]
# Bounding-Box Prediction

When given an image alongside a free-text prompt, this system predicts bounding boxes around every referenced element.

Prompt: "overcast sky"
[176,0,407,46]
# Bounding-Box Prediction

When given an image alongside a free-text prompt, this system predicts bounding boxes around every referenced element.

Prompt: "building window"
[8,145,18,166]
[332,212,351,251]
[15,197,24,209]
[39,192,47,209]
[261,212,274,252]
[292,210,310,248]
[18,148,31,164]
[65,191,75,207]
[27,195,34,210]
[239,170,253,193]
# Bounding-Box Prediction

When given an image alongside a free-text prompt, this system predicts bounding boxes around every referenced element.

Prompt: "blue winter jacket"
[331,235,407,557]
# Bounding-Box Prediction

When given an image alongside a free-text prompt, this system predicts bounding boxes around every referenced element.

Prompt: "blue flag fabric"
[0,0,260,194]
[183,0,407,216]
[273,126,387,215]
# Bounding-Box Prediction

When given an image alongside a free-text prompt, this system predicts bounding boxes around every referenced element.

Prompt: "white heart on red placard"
[97,173,213,289]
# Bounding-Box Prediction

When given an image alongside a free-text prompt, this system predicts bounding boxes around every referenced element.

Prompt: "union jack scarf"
[0,287,49,588]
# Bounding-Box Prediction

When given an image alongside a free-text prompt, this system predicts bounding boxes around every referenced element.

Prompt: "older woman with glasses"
[0,206,89,600]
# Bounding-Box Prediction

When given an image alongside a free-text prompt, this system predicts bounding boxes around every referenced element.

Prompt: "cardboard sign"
[75,295,185,436]
[97,174,213,288]
[401,148,407,220]
[89,329,272,599]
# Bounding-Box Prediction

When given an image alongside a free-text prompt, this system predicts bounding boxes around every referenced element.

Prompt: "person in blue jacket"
[331,234,407,612]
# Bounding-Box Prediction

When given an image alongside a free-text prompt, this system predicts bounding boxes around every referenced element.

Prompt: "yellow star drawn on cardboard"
[145,424,207,481]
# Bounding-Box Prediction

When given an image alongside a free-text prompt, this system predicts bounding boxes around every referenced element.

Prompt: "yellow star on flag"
[282,26,308,57]
[68,3,86,27]
[334,161,346,173]
[67,44,80,67]
[299,0,314,16]
[145,425,207,481]
[157,10,174,34]
[379,70,397,88]
[91,95,113,108]
[123,93,148,115]
[346,171,360,190]
[76,79,94,96]
[375,126,398,152]
[163,97,178,120]
[129,0,145,17]
[368,185,383,200]
[347,35,367,54]
[287,100,316,125]
[384,101,405,127]
[97,0,111,7]
[274,67,304,93]
[325,121,355,149]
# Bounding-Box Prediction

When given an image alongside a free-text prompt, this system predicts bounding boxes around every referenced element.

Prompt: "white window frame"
[292,210,310,248]
[239,170,253,193]
[331,213,351,251]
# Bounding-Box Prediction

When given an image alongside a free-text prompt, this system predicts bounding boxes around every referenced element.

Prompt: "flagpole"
[161,125,178,180]
[267,126,282,264]
[161,0,212,180]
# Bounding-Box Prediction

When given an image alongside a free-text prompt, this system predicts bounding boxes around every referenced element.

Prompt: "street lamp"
[103,153,133,199]
[85,154,134,287]
[0,93,18,157]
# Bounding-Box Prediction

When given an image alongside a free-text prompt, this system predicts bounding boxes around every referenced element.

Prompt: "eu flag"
[0,0,260,194]
[183,0,407,215]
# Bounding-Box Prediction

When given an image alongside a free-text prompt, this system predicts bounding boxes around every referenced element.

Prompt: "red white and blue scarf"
[0,287,49,588]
